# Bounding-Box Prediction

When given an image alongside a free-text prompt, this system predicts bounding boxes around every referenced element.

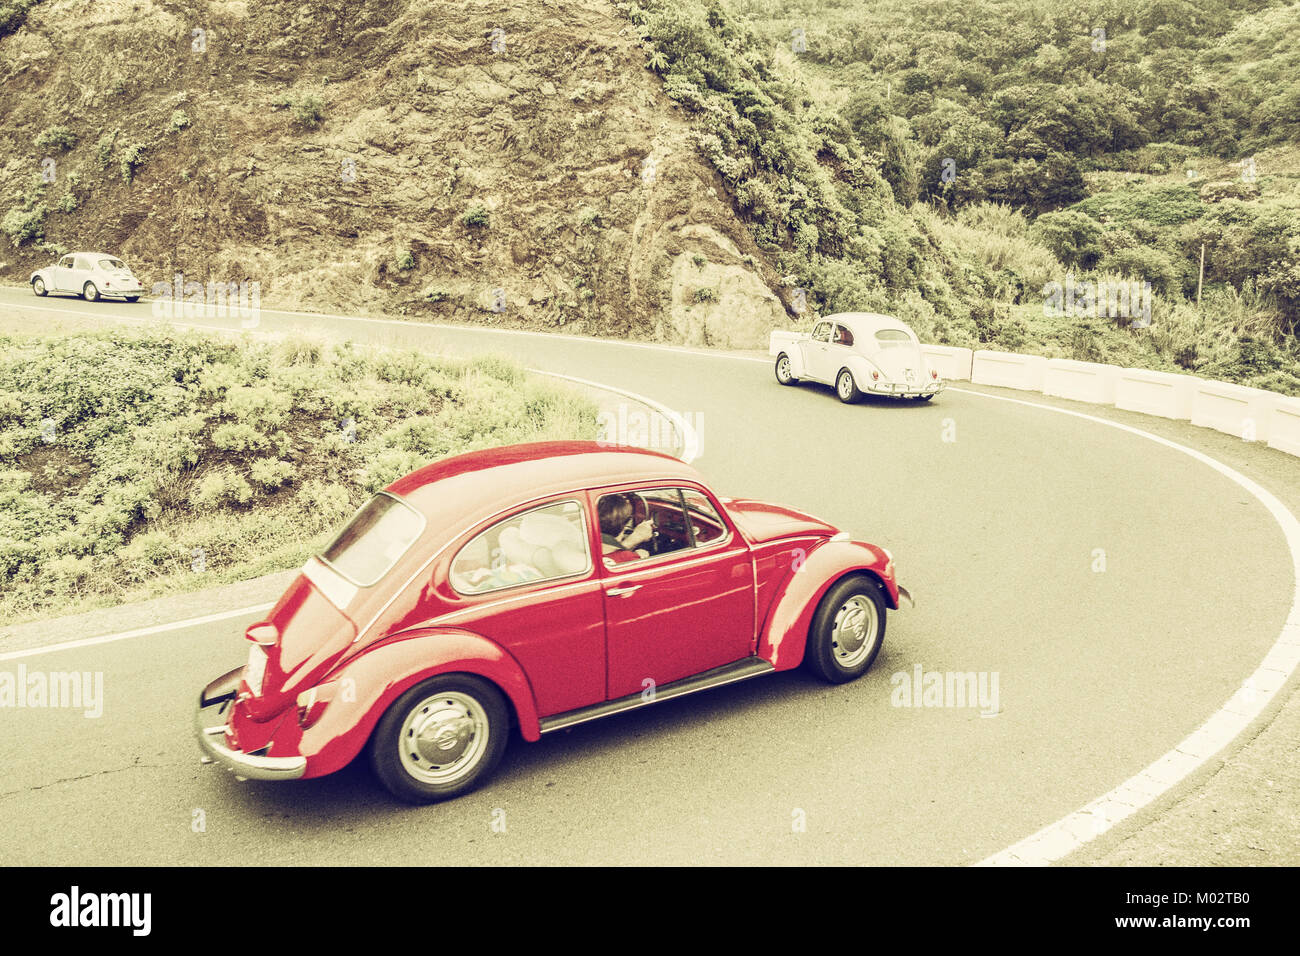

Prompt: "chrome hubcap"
[398,692,488,784]
[831,595,878,667]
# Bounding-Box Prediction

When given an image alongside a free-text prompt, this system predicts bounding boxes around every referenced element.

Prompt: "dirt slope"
[0,0,790,347]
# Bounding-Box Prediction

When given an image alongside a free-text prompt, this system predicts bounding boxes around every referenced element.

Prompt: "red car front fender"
[757,540,897,671]
[288,628,541,778]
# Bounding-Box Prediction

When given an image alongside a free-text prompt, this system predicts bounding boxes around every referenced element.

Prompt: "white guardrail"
[929,344,1300,458]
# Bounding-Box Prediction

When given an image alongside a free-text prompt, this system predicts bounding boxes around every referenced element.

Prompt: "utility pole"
[1197,242,1206,309]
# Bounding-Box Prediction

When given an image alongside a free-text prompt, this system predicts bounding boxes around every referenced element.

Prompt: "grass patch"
[0,326,599,622]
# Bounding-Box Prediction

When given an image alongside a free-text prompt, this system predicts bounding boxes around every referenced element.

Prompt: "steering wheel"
[625,491,659,554]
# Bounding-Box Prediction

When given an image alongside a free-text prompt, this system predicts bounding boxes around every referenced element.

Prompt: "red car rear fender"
[293,628,540,778]
[757,540,897,671]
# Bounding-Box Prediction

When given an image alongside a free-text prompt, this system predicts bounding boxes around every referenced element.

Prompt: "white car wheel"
[83,282,99,302]
[32,277,47,297]
[836,369,862,404]
[774,353,798,385]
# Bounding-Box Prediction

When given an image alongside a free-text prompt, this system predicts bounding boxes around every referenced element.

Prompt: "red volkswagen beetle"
[195,441,910,803]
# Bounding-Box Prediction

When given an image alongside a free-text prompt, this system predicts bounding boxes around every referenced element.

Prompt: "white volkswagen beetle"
[770,312,944,403]
[30,252,145,302]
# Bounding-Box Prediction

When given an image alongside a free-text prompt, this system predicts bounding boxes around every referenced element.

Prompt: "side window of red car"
[679,489,727,546]
[598,487,729,565]
[450,500,591,595]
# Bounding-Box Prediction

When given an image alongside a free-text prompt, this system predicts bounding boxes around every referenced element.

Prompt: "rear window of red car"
[319,493,425,586]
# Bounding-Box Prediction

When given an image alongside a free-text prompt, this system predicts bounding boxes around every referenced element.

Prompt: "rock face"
[0,0,791,348]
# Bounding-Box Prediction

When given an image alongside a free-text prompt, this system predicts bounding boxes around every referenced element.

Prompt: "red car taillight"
[931,369,938,380]
[871,371,880,381]
[246,623,278,646]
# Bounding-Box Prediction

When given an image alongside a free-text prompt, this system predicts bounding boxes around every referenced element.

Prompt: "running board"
[539,658,775,734]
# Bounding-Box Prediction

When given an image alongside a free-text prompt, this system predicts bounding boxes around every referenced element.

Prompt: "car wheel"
[32,277,47,297]
[836,368,862,404]
[804,575,886,684]
[125,295,139,303]
[774,352,798,385]
[370,674,509,804]
[82,282,99,302]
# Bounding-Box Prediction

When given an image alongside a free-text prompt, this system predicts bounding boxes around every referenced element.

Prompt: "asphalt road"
[0,288,1295,865]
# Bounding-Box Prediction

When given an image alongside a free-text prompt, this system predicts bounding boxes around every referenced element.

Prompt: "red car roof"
[387,441,704,538]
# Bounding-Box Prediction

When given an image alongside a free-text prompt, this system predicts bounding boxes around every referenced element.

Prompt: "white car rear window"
[875,329,915,348]
[99,259,127,271]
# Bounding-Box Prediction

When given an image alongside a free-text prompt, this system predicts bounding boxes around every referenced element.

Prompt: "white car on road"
[771,312,944,403]
[30,252,145,302]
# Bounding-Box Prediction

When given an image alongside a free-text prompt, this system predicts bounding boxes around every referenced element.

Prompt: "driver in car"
[598,493,655,559]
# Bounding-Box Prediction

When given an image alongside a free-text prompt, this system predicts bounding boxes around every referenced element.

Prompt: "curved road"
[0,289,1295,865]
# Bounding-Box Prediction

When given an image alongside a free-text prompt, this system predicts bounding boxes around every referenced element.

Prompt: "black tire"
[804,575,887,684]
[31,277,47,297]
[774,352,798,385]
[82,282,99,302]
[835,368,862,404]
[370,674,509,804]
[125,295,140,302]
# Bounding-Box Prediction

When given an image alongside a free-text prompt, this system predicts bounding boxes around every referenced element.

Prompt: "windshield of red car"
[319,493,425,586]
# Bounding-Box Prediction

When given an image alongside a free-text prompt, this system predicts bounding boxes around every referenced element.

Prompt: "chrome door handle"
[608,584,642,597]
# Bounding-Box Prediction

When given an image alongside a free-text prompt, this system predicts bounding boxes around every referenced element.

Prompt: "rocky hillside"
[0,0,791,348]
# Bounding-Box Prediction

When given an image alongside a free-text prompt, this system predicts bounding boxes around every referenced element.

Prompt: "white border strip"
[953,387,1300,866]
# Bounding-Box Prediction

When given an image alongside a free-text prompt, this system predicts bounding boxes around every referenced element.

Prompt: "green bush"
[167,109,191,133]
[119,142,147,183]
[461,204,490,228]
[192,467,253,508]
[1,204,47,246]
[1099,246,1181,296]
[34,125,76,152]
[249,458,294,490]
[95,130,117,170]
[0,327,600,622]
[1030,210,1105,270]
[275,90,325,129]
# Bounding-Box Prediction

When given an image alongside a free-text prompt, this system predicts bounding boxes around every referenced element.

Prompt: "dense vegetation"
[623,0,1300,392]
[0,328,597,620]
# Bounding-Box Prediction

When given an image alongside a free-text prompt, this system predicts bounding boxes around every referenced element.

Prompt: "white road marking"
[3,299,1296,865]
[951,387,1300,866]
[0,603,274,662]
